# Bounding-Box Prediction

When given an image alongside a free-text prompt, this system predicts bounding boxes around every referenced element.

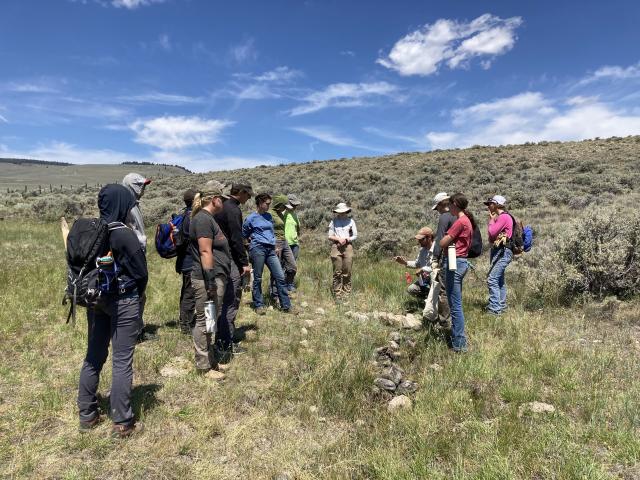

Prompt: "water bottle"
[204,300,216,333]
[448,245,457,271]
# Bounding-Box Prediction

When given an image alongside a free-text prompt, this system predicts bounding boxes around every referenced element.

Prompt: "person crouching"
[394,227,434,298]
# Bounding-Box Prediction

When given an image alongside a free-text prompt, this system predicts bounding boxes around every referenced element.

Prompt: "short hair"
[255,193,272,206]
[230,183,253,196]
[183,188,197,207]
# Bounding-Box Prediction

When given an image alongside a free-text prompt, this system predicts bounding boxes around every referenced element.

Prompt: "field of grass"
[1,221,639,479]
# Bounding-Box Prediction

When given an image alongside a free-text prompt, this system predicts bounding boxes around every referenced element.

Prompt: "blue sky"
[1,0,640,172]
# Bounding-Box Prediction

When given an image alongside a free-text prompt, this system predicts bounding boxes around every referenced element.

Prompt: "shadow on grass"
[234,323,258,343]
[131,383,162,419]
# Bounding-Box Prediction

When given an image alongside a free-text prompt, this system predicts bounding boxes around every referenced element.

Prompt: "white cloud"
[234,84,281,100]
[253,66,302,83]
[111,0,166,8]
[291,126,388,152]
[229,37,258,64]
[377,14,522,76]
[5,82,59,93]
[579,62,640,85]
[158,33,172,52]
[289,81,400,116]
[117,92,203,105]
[227,66,303,101]
[362,126,426,147]
[129,116,234,150]
[426,92,640,149]
[0,113,8,123]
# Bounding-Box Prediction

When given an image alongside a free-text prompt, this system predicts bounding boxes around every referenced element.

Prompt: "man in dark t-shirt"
[430,192,454,326]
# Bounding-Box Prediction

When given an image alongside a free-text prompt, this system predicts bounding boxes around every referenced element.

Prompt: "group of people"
[75,175,516,438]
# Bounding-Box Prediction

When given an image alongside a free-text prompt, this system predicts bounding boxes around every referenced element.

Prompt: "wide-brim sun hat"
[483,195,507,207]
[414,226,434,240]
[333,202,351,213]
[431,192,449,210]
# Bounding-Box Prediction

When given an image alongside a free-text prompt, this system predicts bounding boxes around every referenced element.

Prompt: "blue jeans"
[250,243,291,310]
[444,257,468,350]
[487,247,513,313]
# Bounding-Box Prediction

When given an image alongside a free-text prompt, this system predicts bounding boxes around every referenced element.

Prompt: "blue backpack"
[522,225,534,252]
[505,212,533,254]
[155,210,188,259]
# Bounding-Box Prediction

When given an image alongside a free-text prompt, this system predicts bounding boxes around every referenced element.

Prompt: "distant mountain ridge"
[0,157,192,173]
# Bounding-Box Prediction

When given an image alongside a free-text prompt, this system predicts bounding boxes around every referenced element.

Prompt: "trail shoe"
[281,306,300,315]
[79,414,103,433]
[111,421,144,439]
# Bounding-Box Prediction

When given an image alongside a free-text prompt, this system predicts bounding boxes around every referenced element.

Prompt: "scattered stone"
[299,340,309,348]
[273,472,292,480]
[396,380,419,395]
[303,319,315,328]
[217,363,231,372]
[387,395,413,412]
[388,340,400,350]
[405,339,417,349]
[159,357,191,378]
[374,377,397,391]
[380,365,404,385]
[268,306,274,311]
[345,311,369,322]
[429,363,443,372]
[309,405,318,414]
[318,417,327,422]
[301,301,309,308]
[402,313,422,331]
[301,327,308,336]
[204,369,226,381]
[518,401,556,417]
[315,307,326,316]
[389,331,402,343]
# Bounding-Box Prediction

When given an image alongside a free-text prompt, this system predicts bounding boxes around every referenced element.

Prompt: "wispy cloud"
[377,14,522,76]
[158,33,172,52]
[227,66,303,100]
[0,113,8,123]
[111,0,167,9]
[289,81,400,116]
[363,126,426,148]
[129,115,234,150]
[291,126,388,152]
[117,92,203,105]
[426,92,640,149]
[229,37,258,65]
[3,81,60,94]
[579,61,640,86]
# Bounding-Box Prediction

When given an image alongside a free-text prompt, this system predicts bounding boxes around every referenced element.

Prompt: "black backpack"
[62,218,126,324]
[467,225,483,259]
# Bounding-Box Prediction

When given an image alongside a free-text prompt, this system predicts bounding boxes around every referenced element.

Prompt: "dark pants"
[218,263,242,347]
[179,272,196,333]
[77,295,141,425]
[271,239,297,295]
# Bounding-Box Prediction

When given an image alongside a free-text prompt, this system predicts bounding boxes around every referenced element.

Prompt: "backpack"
[62,218,127,324]
[505,212,533,254]
[467,224,483,259]
[155,211,188,259]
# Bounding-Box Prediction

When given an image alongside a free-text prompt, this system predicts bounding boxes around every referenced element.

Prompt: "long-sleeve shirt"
[433,211,456,260]
[407,246,433,273]
[488,212,513,242]
[269,209,287,241]
[125,203,146,252]
[285,212,300,246]
[214,197,249,269]
[328,217,357,242]
[243,212,276,247]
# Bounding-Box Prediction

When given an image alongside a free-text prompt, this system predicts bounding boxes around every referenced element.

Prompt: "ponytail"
[191,192,214,218]
[450,192,478,230]
[464,209,478,231]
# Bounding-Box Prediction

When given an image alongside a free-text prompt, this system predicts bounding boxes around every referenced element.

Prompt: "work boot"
[79,414,102,433]
[111,422,144,439]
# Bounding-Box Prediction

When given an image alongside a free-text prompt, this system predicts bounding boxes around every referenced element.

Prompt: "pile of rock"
[345,310,423,331]
[372,332,419,410]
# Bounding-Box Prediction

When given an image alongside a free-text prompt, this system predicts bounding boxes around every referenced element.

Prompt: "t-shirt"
[488,212,513,242]
[189,209,231,280]
[446,215,472,258]
[284,211,300,246]
[242,212,277,247]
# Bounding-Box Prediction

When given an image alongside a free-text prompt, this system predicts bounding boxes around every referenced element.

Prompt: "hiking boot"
[281,306,300,315]
[79,414,102,433]
[255,307,267,316]
[111,421,144,439]
[136,331,158,343]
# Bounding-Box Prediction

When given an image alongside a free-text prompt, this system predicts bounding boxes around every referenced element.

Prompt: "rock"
[380,365,404,385]
[301,327,308,336]
[204,369,226,381]
[159,357,191,378]
[303,319,315,328]
[429,363,443,371]
[301,301,309,308]
[389,332,402,343]
[315,307,326,316]
[405,339,417,349]
[268,306,274,311]
[396,380,419,395]
[217,363,231,372]
[299,340,309,348]
[309,405,318,413]
[402,313,422,331]
[387,395,413,412]
[374,377,397,391]
[345,311,369,322]
[518,401,556,417]
[273,472,293,480]
[388,340,400,350]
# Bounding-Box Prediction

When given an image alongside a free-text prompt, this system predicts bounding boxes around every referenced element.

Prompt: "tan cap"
[414,226,434,240]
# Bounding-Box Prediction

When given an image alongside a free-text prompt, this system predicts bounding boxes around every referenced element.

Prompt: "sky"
[1,0,640,172]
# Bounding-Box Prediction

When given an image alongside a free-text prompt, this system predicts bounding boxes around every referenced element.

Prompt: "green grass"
[1,221,639,479]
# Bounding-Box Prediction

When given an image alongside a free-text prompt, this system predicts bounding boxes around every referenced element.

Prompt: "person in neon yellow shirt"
[284,194,301,291]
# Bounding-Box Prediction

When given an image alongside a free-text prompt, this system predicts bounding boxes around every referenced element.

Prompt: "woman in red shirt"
[439,193,477,352]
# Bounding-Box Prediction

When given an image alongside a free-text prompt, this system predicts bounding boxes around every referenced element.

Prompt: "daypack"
[155,210,188,259]
[505,212,533,254]
[62,218,127,324]
[467,225,483,259]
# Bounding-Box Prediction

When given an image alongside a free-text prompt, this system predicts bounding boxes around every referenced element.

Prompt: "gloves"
[203,268,217,301]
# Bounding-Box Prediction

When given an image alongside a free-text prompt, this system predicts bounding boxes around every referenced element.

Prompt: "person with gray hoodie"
[122,173,154,342]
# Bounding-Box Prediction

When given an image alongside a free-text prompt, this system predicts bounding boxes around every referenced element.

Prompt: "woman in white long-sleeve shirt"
[327,202,357,300]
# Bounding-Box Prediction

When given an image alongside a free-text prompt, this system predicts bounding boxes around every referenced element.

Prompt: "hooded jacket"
[122,173,148,252]
[98,184,148,296]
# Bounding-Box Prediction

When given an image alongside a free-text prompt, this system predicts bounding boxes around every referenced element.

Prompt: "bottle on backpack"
[155,211,189,259]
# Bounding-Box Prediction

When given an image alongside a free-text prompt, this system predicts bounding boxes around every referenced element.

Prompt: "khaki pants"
[192,277,225,371]
[330,243,353,297]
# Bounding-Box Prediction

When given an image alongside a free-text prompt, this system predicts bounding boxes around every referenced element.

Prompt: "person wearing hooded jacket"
[122,172,153,342]
[77,184,147,438]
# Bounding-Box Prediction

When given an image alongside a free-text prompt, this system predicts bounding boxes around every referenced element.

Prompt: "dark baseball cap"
[233,183,254,196]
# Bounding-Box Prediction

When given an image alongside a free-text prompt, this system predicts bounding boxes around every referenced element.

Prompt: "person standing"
[284,194,302,292]
[430,192,455,325]
[328,202,357,301]
[394,227,434,298]
[484,195,514,315]
[242,193,293,315]
[269,194,297,299]
[77,184,147,438]
[438,193,476,353]
[214,183,253,358]
[122,173,153,342]
[176,189,196,335]
[188,182,232,377]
